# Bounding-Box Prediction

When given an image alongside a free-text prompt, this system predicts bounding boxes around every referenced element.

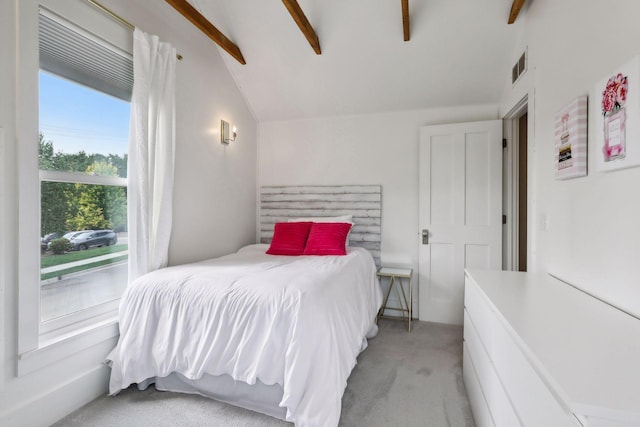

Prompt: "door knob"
[422,229,429,244]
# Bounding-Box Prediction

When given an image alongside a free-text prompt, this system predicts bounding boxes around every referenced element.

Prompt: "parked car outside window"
[46,230,89,250]
[70,230,117,251]
[41,232,61,253]
[63,230,88,241]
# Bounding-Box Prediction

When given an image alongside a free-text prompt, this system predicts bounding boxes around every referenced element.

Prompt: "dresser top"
[465,269,640,423]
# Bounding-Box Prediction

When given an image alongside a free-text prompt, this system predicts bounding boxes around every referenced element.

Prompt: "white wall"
[258,105,499,317]
[500,0,640,318]
[0,0,257,425]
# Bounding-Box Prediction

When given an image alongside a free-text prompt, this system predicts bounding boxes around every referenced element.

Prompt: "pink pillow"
[266,222,313,255]
[303,222,353,256]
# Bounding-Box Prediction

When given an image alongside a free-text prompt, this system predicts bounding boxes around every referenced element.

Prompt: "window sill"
[18,316,119,376]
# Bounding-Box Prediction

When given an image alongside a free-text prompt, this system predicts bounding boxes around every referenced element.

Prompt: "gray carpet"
[53,320,475,427]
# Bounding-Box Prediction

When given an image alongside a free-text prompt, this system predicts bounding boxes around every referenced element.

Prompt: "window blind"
[39,8,133,101]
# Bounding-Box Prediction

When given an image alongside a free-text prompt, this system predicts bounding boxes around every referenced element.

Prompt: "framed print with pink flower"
[554,95,588,179]
[593,55,640,172]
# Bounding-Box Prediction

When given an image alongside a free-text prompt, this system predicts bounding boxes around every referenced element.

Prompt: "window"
[37,8,132,338]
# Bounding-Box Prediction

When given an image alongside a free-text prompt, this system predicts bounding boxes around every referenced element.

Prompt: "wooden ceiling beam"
[402,0,410,41]
[508,0,526,24]
[281,0,321,55]
[165,0,246,64]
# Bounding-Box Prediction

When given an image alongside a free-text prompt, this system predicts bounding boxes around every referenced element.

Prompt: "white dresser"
[463,269,640,427]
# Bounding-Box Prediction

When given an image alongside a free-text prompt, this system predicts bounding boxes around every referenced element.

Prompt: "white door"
[418,120,502,325]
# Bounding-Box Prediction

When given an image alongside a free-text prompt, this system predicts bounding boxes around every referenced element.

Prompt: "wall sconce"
[221,120,237,144]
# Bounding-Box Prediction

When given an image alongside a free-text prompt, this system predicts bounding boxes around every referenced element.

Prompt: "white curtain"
[128,28,177,282]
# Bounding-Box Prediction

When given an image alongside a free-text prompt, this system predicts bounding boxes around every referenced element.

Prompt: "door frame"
[502,95,528,271]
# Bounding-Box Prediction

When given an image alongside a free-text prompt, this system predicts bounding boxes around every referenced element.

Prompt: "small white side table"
[376,267,413,332]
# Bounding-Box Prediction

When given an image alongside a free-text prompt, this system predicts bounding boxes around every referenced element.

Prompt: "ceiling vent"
[511,50,527,84]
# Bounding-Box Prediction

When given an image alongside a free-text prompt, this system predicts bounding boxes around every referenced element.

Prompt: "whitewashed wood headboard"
[260,185,382,266]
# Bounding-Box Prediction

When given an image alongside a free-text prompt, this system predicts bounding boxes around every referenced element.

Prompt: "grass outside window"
[41,244,128,268]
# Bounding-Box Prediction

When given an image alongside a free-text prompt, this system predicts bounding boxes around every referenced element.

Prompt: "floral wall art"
[554,95,588,179]
[602,74,627,160]
[593,55,640,172]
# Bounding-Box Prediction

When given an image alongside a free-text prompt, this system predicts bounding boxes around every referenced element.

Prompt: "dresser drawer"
[463,342,495,427]
[464,310,521,427]
[464,276,496,356]
[491,317,581,427]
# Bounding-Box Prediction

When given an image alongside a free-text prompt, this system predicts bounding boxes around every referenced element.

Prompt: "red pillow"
[303,222,353,256]
[266,222,313,255]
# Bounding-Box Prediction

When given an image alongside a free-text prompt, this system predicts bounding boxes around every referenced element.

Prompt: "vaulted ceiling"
[177,0,526,122]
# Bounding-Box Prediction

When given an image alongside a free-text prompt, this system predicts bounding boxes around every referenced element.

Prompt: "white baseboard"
[1,364,110,427]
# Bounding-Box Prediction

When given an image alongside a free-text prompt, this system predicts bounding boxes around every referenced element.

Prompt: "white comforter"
[108,244,382,426]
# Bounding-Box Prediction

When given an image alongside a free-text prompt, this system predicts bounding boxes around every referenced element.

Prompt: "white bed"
[107,243,382,426]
